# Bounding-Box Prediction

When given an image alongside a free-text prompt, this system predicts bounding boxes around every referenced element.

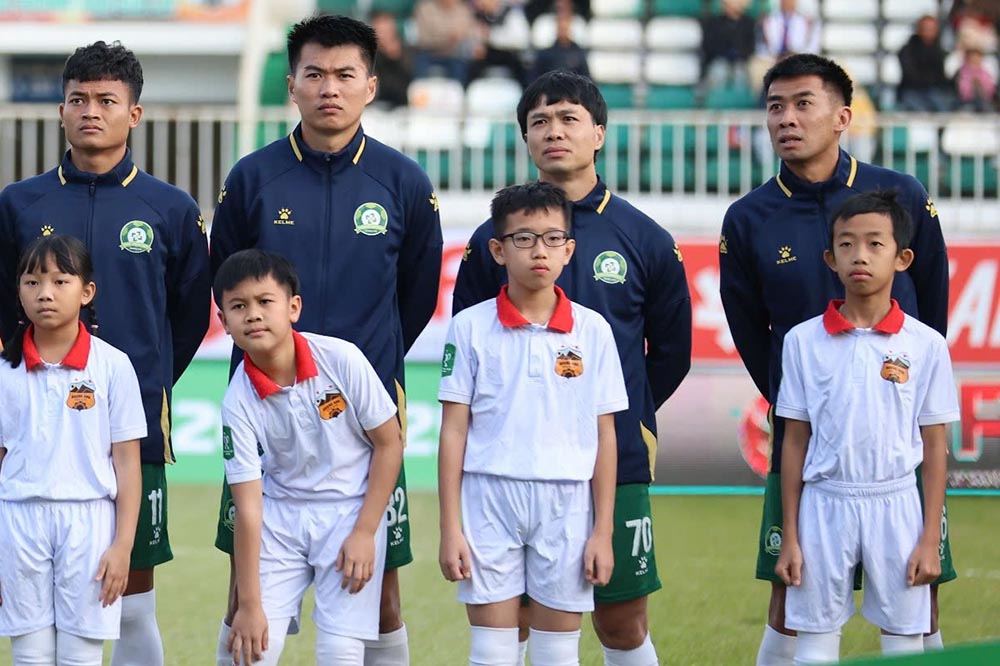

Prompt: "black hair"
[490,182,573,238]
[213,249,301,308]
[517,70,608,139]
[62,40,143,103]
[762,53,853,107]
[828,190,913,252]
[2,235,97,369]
[287,14,377,75]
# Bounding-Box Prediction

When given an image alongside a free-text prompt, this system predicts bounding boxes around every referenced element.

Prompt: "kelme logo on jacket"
[354,202,389,235]
[119,220,154,253]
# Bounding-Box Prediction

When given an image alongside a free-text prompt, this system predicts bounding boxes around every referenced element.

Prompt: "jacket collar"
[58,149,139,187]
[776,149,858,198]
[823,299,905,335]
[243,330,320,400]
[496,285,574,333]
[572,177,612,215]
[23,321,91,371]
[288,124,367,173]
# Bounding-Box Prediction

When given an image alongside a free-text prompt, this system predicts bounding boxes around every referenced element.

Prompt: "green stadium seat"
[260,52,289,106]
[599,84,635,109]
[652,0,704,17]
[646,85,697,110]
[370,0,416,15]
[704,85,759,110]
[316,0,357,14]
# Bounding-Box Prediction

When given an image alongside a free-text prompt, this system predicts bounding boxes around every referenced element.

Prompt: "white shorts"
[786,477,930,635]
[258,496,386,641]
[458,473,593,613]
[0,499,119,640]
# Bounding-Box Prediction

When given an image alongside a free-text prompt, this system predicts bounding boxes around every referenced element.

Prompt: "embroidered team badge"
[593,250,627,284]
[555,346,583,378]
[222,425,235,460]
[881,351,911,384]
[764,525,783,556]
[66,379,96,410]
[119,220,154,253]
[354,202,389,236]
[316,388,347,420]
[441,343,456,377]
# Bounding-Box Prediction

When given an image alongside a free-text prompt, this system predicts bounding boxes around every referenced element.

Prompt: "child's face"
[824,212,913,297]
[488,207,575,292]
[218,275,301,357]
[19,255,95,332]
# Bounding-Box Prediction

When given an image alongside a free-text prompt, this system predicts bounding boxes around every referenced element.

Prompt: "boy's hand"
[907,538,942,586]
[95,541,131,607]
[336,528,375,594]
[228,605,269,666]
[775,539,803,587]
[583,531,614,586]
[439,528,472,582]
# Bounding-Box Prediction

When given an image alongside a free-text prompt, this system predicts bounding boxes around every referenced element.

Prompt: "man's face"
[917,17,938,44]
[766,75,850,168]
[59,79,141,154]
[289,43,376,141]
[524,98,605,180]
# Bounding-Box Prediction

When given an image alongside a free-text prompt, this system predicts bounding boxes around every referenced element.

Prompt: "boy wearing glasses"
[438,182,627,666]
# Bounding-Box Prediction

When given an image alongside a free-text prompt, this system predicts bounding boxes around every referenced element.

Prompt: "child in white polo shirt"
[438,182,628,666]
[214,249,403,666]
[0,235,144,666]
[774,191,960,664]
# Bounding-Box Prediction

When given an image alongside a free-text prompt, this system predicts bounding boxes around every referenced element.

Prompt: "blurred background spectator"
[525,0,590,23]
[949,0,1000,53]
[956,47,998,111]
[897,15,953,112]
[698,0,755,100]
[468,0,529,85]
[413,0,481,83]
[749,0,820,91]
[532,0,589,79]
[373,11,414,108]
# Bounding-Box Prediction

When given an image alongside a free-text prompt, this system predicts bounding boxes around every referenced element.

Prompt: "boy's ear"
[289,294,303,323]
[488,238,506,266]
[563,238,576,265]
[216,308,230,334]
[895,248,915,272]
[823,249,838,271]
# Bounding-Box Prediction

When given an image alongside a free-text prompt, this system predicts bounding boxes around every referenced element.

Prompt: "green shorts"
[756,471,956,585]
[130,463,173,570]
[214,465,414,571]
[594,483,662,604]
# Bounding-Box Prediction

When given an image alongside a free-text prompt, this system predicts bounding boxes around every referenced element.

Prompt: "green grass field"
[1,488,997,665]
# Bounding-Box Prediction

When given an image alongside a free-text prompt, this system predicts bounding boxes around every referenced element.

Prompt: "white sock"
[923,630,944,651]
[55,631,104,666]
[528,628,580,666]
[602,632,657,666]
[517,640,528,666]
[469,626,518,666]
[317,630,365,666]
[11,626,56,666]
[881,634,923,656]
[756,625,796,666]
[362,623,409,665]
[794,631,840,665]
[216,618,232,666]
[111,590,163,666]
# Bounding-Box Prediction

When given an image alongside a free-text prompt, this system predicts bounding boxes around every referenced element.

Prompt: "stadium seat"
[370,0,417,15]
[260,52,290,106]
[589,18,643,51]
[466,77,523,116]
[644,52,701,85]
[651,0,703,17]
[795,0,820,18]
[592,0,642,18]
[531,12,589,50]
[588,51,642,84]
[598,84,635,108]
[945,50,1000,81]
[408,77,464,113]
[883,0,938,23]
[362,108,404,149]
[836,55,879,87]
[821,23,879,54]
[316,0,356,13]
[705,85,758,110]
[406,114,462,151]
[881,23,913,53]
[880,57,902,86]
[822,0,878,22]
[645,17,702,52]
[646,85,697,109]
[942,119,1000,157]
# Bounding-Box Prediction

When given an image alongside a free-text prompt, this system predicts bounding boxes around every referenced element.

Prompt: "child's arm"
[228,479,268,666]
[584,413,617,586]
[775,419,811,587]
[338,415,403,594]
[0,447,4,606]
[438,401,472,582]
[96,439,140,607]
[909,423,947,586]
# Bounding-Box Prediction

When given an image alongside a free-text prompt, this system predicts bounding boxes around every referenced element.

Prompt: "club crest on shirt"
[593,250,627,284]
[119,220,154,253]
[316,388,347,420]
[881,351,911,384]
[354,202,389,236]
[66,379,96,410]
[555,346,584,378]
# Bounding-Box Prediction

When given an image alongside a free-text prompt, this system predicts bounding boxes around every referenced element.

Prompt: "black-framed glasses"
[501,231,572,248]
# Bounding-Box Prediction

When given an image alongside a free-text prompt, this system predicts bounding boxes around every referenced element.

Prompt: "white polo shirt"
[439,286,629,482]
[222,331,398,502]
[776,300,960,485]
[0,322,147,501]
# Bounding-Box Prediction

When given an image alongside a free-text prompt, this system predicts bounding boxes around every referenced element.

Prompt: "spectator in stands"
[532,0,589,80]
[468,0,529,86]
[750,0,820,92]
[949,0,999,53]
[897,15,954,113]
[956,47,998,111]
[413,0,481,83]
[372,11,413,108]
[525,0,589,23]
[698,0,756,98]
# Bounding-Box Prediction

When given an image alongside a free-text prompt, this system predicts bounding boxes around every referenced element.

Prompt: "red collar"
[496,285,574,333]
[822,299,905,335]
[243,330,320,400]
[23,321,91,371]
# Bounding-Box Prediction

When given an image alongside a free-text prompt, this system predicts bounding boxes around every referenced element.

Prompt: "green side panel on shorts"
[385,464,413,570]
[916,466,957,584]
[215,476,235,555]
[594,483,662,604]
[131,463,174,569]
